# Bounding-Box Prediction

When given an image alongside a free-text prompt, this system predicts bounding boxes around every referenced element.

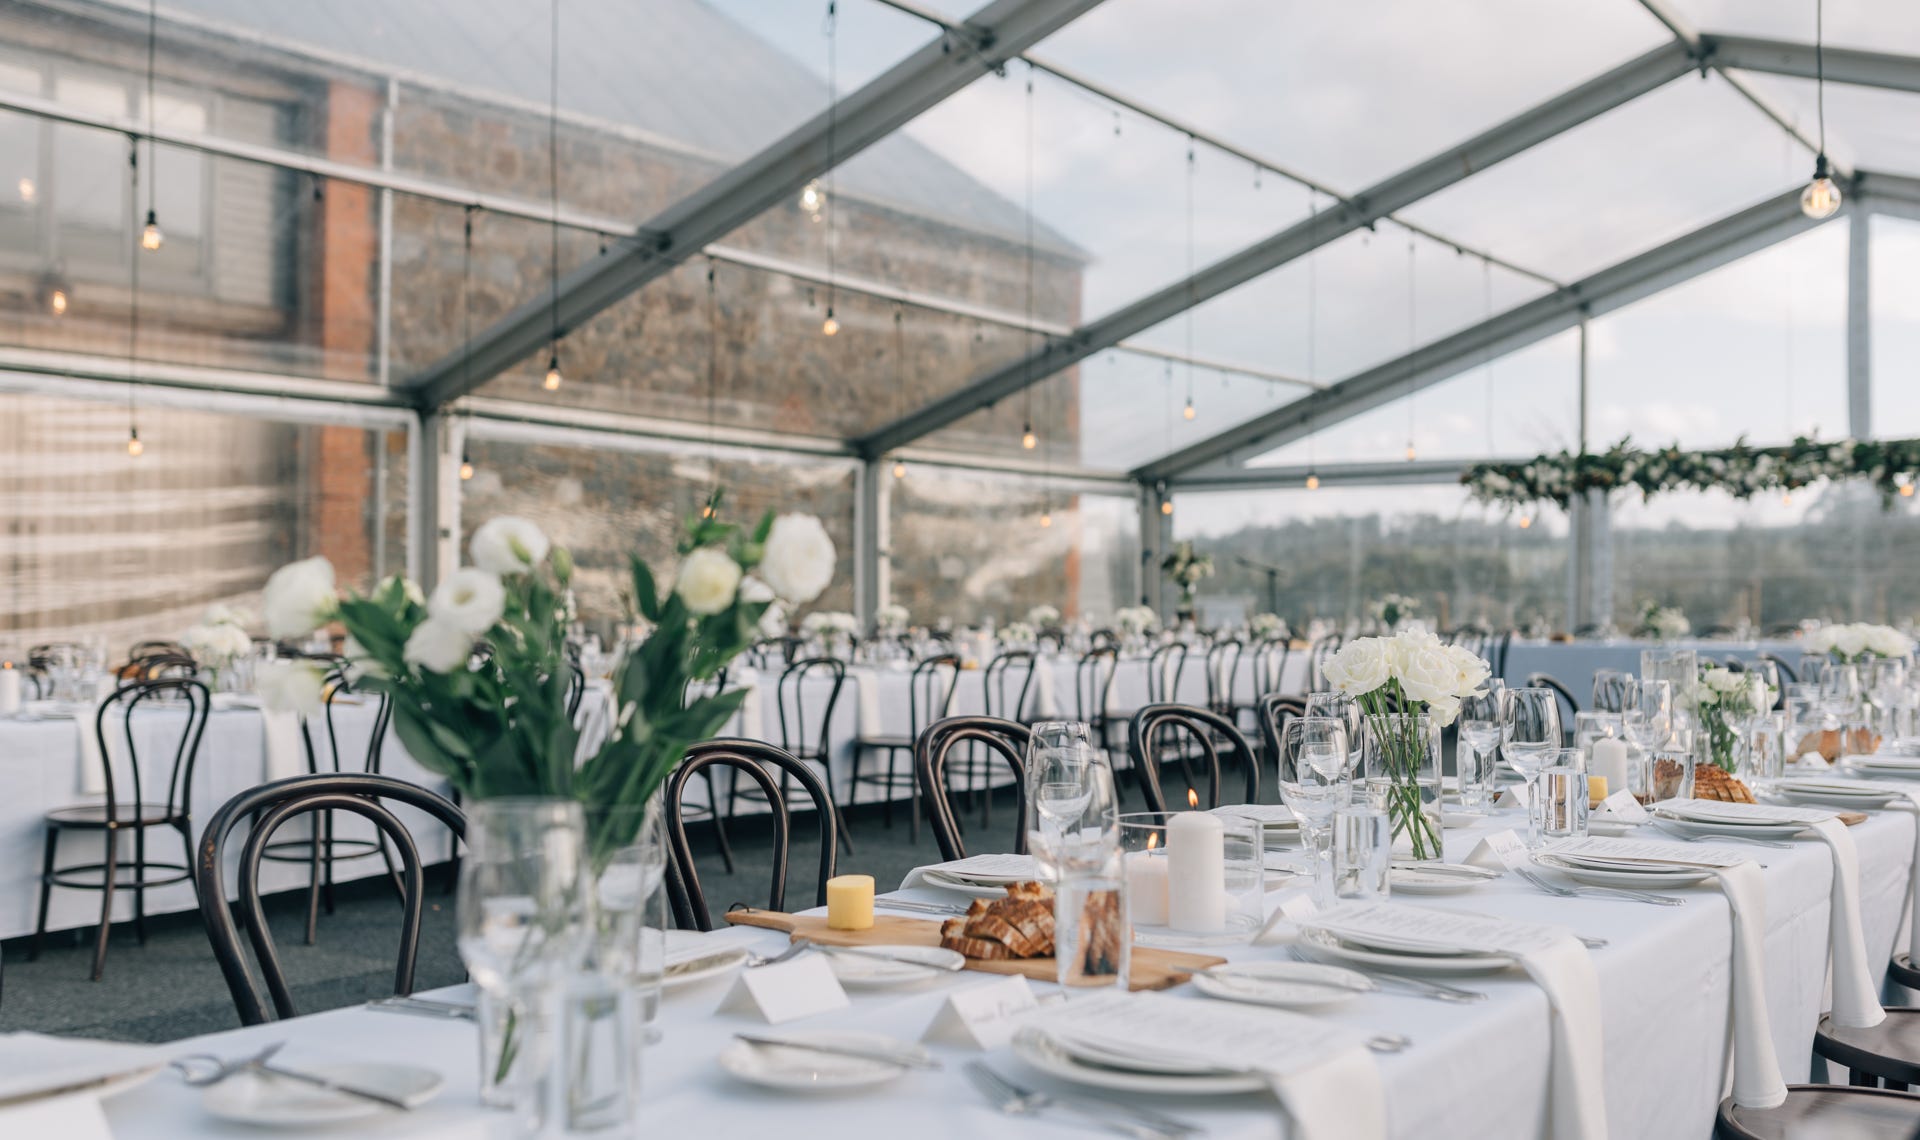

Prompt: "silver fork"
[745,941,809,968]
[1283,948,1487,1002]
[1656,827,1790,850]
[1515,867,1684,907]
[966,1061,1201,1140]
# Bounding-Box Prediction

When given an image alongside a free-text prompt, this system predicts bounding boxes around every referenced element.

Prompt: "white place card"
[921,975,1037,1049]
[0,1093,114,1140]
[1497,783,1532,810]
[716,953,848,1025]
[1597,791,1648,823]
[1464,829,1527,871]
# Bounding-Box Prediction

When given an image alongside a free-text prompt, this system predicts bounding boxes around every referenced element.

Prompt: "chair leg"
[132,825,148,945]
[908,753,921,844]
[377,834,406,904]
[322,811,338,916]
[700,767,734,874]
[29,826,58,962]
[304,813,323,945]
[91,829,119,982]
[1849,1067,1880,1087]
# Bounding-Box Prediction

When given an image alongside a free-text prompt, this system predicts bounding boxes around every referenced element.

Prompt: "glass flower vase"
[1361,713,1443,862]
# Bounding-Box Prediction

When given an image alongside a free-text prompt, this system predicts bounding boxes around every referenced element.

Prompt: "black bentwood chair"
[751,656,850,853]
[667,739,837,932]
[1075,646,1122,763]
[1714,1087,1920,1138]
[31,677,210,980]
[1127,703,1261,813]
[850,653,959,840]
[195,774,465,1025]
[1255,692,1310,774]
[914,716,1034,862]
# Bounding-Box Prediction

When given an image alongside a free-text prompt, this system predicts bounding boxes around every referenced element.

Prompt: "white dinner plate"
[1842,761,1920,780]
[823,944,964,988]
[1010,1029,1267,1095]
[662,930,749,990]
[1586,818,1641,837]
[1650,812,1809,840]
[1293,927,1516,976]
[200,1063,443,1126]
[1191,961,1369,1011]
[717,1032,911,1092]
[1388,866,1486,895]
[1771,783,1900,809]
[1532,853,1715,889]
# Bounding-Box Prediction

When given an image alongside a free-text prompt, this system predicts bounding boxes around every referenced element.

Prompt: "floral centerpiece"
[1027,604,1061,629]
[1000,621,1037,648]
[1113,605,1158,639]
[1249,612,1287,641]
[1635,600,1690,642]
[183,604,253,689]
[874,603,910,635]
[1322,630,1489,860]
[1696,665,1770,773]
[258,498,834,866]
[1806,622,1913,663]
[802,610,860,658]
[1160,542,1214,613]
[1367,594,1419,632]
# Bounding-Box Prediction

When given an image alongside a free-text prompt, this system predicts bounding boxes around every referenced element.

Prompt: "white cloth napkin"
[1299,902,1606,1140]
[1836,781,1920,963]
[1023,992,1385,1140]
[1710,861,1789,1108]
[855,670,883,738]
[898,852,1037,892]
[0,1032,162,1102]
[1806,816,1886,1028]
[1032,660,1060,718]
[260,709,306,780]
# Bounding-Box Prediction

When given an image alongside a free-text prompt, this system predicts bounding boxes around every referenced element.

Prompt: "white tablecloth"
[88,803,1919,1140]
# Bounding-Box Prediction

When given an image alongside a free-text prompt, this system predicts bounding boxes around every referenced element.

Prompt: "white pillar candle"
[1125,850,1170,926]
[1165,811,1226,932]
[1590,737,1630,796]
[0,665,19,716]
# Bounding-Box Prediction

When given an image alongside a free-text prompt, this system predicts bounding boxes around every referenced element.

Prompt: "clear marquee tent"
[4,0,1920,648]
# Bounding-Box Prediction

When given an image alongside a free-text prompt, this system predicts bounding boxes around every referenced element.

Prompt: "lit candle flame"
[1146,832,1158,851]
[1187,788,1199,809]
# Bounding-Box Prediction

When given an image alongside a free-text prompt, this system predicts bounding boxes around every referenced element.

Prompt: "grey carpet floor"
[0,779,1155,1043]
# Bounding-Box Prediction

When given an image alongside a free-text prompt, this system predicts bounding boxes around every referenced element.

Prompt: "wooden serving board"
[723,909,1225,992]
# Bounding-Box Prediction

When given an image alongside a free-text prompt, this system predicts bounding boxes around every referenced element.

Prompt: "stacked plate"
[1191,961,1371,1011]
[1292,926,1515,976]
[1771,777,1902,809]
[918,857,1037,898]
[1387,861,1502,895]
[1842,754,1920,780]
[1650,802,1812,840]
[1531,849,1717,888]
[1011,1027,1269,1095]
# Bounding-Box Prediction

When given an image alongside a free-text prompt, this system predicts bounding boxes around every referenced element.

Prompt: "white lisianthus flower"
[758,600,789,640]
[428,568,507,635]
[378,574,426,606]
[342,636,388,682]
[263,556,338,639]
[403,616,474,674]
[759,514,836,604]
[1833,624,1870,661]
[470,516,550,576]
[739,576,775,605]
[257,660,325,716]
[201,603,250,628]
[673,547,743,616]
[1322,637,1392,696]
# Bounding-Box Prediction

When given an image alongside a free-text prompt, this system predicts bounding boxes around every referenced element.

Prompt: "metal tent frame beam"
[401,0,1110,410]
[1174,458,1506,493]
[1143,184,1829,482]
[1704,34,1920,95]
[850,40,1698,459]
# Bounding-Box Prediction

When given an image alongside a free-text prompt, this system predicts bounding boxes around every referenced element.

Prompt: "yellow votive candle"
[1588,775,1609,806]
[826,874,875,931]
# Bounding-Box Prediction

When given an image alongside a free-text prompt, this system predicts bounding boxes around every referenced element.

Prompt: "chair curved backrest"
[303,671,393,775]
[775,657,847,762]
[1074,646,1118,724]
[128,639,190,661]
[194,773,465,1024]
[665,739,837,931]
[914,716,1033,862]
[1089,628,1118,651]
[1308,632,1345,691]
[1249,637,1291,700]
[1255,693,1309,773]
[1127,703,1261,811]
[908,654,961,737]
[95,678,211,823]
[1757,652,1798,686]
[565,660,587,718]
[1525,673,1581,732]
[1205,638,1244,715]
[1146,642,1187,703]
[983,651,1037,722]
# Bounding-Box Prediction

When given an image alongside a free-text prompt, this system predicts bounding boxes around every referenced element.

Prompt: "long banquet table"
[95,802,1919,1140]
[1500,637,1803,702]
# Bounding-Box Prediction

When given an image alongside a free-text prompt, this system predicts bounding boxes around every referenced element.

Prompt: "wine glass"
[1279,716,1352,904]
[1305,691,1366,779]
[1457,679,1505,812]
[1501,688,1563,848]
[457,798,592,1115]
[1025,736,1115,880]
[1590,669,1633,714]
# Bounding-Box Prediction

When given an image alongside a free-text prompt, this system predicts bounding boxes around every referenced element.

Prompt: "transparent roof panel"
[1870,214,1920,439]
[1400,73,1800,281]
[1669,0,1920,56]
[1728,71,1920,179]
[1023,0,1671,190]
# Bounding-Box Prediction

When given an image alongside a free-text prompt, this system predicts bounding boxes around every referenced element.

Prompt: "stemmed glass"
[1501,688,1563,848]
[1590,669,1633,714]
[1621,678,1673,760]
[1457,679,1505,813]
[1279,716,1353,904]
[457,799,593,1122]
[1025,726,1114,881]
[1305,691,1366,783]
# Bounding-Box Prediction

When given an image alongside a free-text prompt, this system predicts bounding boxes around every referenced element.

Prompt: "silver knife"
[733,1034,941,1071]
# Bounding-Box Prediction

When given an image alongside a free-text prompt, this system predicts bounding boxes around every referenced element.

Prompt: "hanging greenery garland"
[1462,436,1920,512]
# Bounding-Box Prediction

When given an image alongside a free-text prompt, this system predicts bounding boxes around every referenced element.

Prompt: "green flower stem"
[1358,689,1442,862]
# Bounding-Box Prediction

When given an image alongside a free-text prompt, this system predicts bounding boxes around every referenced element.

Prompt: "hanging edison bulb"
[17,177,34,203]
[1182,397,1196,421]
[543,352,562,390]
[821,308,839,337]
[1518,513,1532,529]
[1903,481,1916,499]
[48,286,68,316]
[891,460,906,480]
[1021,422,1036,450]
[140,209,163,252]
[1160,499,1173,516]
[1305,472,1320,490]
[1039,510,1053,528]
[1801,155,1843,220]
[799,179,826,222]
[126,425,143,457]
[1405,441,1417,461]
[459,451,475,481]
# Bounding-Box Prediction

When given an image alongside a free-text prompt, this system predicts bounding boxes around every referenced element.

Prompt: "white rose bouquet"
[1160,542,1214,609]
[1249,612,1287,641]
[259,494,831,868]
[183,605,253,668]
[875,603,911,635]
[1634,600,1690,641]
[802,611,860,638]
[1808,622,1912,663]
[1027,604,1061,629]
[1000,621,1037,646]
[1113,605,1159,638]
[1322,630,1489,859]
